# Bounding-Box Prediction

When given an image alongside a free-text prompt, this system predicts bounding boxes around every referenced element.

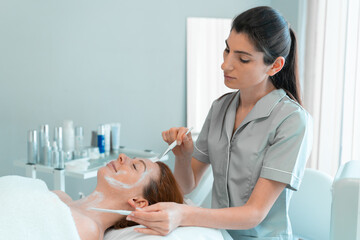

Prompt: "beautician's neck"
[239,80,275,109]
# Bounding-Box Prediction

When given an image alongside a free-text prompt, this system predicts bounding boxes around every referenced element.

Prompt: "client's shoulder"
[71,209,101,240]
[52,190,73,204]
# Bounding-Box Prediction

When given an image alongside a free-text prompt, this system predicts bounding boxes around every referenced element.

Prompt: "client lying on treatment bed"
[0,154,183,240]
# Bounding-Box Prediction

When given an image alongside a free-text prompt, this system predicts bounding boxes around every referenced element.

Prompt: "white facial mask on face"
[115,170,127,175]
[105,169,150,190]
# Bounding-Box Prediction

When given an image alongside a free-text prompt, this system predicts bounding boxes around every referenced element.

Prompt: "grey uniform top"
[193,89,313,240]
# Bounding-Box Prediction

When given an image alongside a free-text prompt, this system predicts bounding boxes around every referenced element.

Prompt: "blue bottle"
[97,125,105,158]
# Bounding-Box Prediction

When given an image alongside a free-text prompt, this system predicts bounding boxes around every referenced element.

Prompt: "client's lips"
[108,161,117,172]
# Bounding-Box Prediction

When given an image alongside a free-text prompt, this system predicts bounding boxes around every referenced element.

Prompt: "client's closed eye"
[133,158,147,172]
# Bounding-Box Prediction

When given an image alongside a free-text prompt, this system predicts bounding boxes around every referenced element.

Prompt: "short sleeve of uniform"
[192,105,214,164]
[260,109,313,191]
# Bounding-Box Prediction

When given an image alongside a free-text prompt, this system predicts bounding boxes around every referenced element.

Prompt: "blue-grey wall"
[272,0,300,33]
[0,0,301,198]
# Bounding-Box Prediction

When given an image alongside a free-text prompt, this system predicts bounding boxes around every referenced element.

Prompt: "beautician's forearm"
[181,204,263,230]
[174,156,196,194]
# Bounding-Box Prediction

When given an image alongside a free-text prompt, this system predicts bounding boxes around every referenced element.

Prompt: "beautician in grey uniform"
[127,6,313,239]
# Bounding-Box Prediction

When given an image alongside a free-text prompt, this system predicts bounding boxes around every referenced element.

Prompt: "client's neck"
[70,190,130,231]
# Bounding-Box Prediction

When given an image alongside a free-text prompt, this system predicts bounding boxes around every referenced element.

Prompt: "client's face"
[97,154,159,194]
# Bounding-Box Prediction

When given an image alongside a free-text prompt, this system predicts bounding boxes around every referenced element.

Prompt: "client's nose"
[117,153,128,164]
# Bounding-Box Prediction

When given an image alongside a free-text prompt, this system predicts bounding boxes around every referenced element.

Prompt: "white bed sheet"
[104,225,224,240]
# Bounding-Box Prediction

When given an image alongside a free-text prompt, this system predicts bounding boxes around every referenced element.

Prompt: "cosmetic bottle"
[98,124,105,158]
[58,149,65,169]
[111,123,121,154]
[75,126,84,159]
[63,120,74,161]
[42,140,52,166]
[51,141,60,168]
[54,127,63,151]
[104,124,111,156]
[91,131,98,147]
[39,124,49,164]
[27,130,38,165]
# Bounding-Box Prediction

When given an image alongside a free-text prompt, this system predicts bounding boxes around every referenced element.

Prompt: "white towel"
[105,225,225,240]
[0,175,80,240]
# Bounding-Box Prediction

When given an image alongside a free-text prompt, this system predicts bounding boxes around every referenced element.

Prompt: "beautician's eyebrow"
[225,40,253,56]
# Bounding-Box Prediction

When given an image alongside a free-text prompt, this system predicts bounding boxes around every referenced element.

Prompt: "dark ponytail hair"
[231,6,302,105]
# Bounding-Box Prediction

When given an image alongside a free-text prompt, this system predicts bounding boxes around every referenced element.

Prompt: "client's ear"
[127,197,149,209]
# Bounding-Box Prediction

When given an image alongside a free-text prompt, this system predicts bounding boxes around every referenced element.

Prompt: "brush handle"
[184,127,193,136]
[90,207,132,215]
[158,127,194,160]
